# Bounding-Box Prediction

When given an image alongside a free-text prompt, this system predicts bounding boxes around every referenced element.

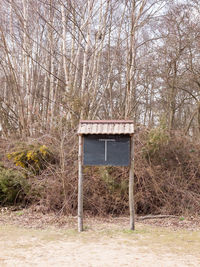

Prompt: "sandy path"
[0,214,200,267]
[0,232,199,267]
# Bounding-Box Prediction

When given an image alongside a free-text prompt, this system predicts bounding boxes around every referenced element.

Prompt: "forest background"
[0,0,200,216]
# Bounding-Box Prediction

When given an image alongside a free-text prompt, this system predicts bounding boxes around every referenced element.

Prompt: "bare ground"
[0,209,200,267]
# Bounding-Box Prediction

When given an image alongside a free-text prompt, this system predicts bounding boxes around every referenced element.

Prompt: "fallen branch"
[137,215,178,221]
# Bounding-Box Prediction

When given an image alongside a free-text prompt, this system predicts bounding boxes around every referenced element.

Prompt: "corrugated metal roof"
[78,120,134,135]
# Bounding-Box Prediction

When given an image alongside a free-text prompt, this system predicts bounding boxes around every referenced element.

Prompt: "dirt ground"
[0,209,200,267]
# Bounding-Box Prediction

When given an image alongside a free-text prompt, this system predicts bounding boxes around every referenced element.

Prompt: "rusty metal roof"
[78,120,134,135]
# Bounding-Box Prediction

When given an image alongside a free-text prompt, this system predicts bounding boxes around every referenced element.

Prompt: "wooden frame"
[78,121,135,232]
[129,135,135,230]
[78,135,83,232]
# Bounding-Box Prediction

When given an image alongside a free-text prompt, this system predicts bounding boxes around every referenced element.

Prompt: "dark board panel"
[83,134,130,166]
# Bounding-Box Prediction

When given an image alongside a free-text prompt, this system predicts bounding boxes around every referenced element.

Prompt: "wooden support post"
[129,135,135,230]
[78,135,83,232]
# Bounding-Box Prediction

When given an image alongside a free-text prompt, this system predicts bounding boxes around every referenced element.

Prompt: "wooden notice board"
[83,134,130,166]
[78,120,134,232]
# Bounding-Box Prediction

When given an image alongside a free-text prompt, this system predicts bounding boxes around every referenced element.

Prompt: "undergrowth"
[0,129,200,216]
[0,165,29,205]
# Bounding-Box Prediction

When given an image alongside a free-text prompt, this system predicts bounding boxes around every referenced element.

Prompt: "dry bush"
[31,128,200,216]
[1,129,200,216]
[134,129,200,215]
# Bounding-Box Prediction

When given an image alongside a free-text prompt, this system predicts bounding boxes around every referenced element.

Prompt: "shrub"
[7,144,56,174]
[134,131,200,215]
[142,126,169,159]
[0,166,29,205]
[98,166,128,194]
